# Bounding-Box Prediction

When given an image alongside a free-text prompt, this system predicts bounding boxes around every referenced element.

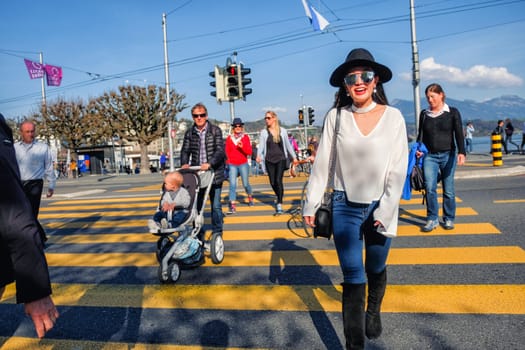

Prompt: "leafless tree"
[91,85,187,174]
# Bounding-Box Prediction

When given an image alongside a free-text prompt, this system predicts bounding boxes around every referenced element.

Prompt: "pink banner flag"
[24,58,45,79]
[44,64,63,86]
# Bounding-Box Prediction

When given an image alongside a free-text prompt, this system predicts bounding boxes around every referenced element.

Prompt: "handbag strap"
[326,108,341,190]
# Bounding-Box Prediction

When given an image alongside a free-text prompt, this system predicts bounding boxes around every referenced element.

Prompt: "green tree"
[91,85,187,174]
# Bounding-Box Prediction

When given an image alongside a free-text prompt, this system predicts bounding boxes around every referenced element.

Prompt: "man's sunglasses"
[344,71,375,86]
[192,113,207,118]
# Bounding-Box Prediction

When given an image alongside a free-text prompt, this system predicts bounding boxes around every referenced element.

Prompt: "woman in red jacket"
[225,117,254,214]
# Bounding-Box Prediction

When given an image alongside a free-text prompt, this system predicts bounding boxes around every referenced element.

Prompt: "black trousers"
[265,159,287,204]
[22,179,44,217]
[22,179,47,242]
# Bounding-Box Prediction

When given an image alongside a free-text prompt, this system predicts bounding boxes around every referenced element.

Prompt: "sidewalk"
[56,152,525,187]
[454,152,525,179]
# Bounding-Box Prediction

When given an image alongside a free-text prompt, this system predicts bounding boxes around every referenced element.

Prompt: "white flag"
[301,0,330,31]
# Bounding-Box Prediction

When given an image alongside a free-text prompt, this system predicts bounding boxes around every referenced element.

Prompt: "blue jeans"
[465,138,473,153]
[332,191,391,284]
[228,162,252,202]
[153,210,187,228]
[423,151,457,222]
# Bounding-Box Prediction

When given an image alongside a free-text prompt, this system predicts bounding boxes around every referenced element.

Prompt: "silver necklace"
[351,101,377,114]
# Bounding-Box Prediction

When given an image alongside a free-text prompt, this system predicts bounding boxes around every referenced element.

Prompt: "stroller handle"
[176,166,214,174]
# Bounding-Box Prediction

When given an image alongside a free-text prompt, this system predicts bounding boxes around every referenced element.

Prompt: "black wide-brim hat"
[329,48,392,87]
[231,117,244,126]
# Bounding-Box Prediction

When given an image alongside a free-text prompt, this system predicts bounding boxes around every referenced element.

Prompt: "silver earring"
[373,87,377,94]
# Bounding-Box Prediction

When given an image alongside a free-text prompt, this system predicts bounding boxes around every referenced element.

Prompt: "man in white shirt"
[14,120,56,243]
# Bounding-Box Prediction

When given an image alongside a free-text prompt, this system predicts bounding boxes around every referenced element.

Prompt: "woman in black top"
[416,83,466,232]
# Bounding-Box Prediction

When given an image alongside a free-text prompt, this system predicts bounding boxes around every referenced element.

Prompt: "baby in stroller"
[150,167,224,283]
[147,170,190,232]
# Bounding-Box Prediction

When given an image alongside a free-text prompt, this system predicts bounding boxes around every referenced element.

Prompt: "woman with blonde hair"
[256,111,297,214]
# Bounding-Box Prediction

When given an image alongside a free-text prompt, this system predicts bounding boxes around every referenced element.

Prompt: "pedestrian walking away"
[303,48,408,349]
[256,111,298,215]
[14,120,56,243]
[0,113,59,339]
[520,121,525,154]
[160,151,167,171]
[504,118,519,154]
[225,117,254,214]
[180,102,225,238]
[416,83,466,232]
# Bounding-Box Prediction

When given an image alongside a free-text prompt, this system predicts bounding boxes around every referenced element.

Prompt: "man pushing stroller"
[148,171,191,232]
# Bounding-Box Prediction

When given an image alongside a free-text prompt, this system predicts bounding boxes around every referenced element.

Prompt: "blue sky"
[1,0,524,125]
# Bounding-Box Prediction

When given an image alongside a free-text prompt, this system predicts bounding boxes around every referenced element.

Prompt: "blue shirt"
[14,140,56,189]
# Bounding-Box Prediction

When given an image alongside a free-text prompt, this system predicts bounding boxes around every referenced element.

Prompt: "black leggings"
[265,159,286,204]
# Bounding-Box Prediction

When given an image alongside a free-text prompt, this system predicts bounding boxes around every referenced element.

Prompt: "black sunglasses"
[192,113,207,118]
[233,124,243,127]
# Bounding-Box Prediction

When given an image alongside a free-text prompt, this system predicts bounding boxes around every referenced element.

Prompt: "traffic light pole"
[303,104,308,148]
[229,100,235,124]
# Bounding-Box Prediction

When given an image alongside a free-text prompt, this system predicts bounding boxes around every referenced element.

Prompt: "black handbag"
[314,192,333,239]
[313,108,340,240]
[410,163,425,192]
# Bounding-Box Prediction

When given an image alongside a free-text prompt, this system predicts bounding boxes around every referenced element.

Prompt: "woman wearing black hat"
[303,48,408,349]
[225,117,254,214]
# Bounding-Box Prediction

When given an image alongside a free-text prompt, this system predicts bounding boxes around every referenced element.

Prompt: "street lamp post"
[162,12,175,171]
[410,0,421,131]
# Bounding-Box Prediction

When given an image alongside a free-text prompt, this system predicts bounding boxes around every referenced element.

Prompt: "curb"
[455,165,525,179]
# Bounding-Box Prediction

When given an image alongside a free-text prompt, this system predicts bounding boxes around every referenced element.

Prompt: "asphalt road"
[0,153,524,349]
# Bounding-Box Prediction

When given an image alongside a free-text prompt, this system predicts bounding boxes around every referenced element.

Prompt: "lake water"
[410,136,523,155]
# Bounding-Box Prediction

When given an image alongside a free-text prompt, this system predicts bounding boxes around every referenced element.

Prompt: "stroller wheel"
[158,261,181,283]
[210,232,224,264]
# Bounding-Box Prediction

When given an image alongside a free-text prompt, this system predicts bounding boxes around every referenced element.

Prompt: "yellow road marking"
[46,223,500,244]
[42,246,525,267]
[2,283,523,314]
[40,207,478,227]
[50,196,160,205]
[0,336,262,350]
[42,195,456,213]
[493,199,525,204]
[399,207,477,218]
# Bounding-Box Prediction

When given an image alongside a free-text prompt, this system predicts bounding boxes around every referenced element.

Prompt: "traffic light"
[308,106,315,125]
[209,65,226,103]
[298,108,304,124]
[239,63,252,99]
[225,64,240,100]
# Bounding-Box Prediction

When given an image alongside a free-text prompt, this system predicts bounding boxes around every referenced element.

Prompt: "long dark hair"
[332,82,389,108]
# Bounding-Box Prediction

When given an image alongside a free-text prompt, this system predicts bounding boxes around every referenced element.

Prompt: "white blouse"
[303,105,408,237]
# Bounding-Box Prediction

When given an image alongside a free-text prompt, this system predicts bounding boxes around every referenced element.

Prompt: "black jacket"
[180,122,225,185]
[0,114,52,303]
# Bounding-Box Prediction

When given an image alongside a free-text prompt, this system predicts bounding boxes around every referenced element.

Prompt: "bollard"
[491,133,503,166]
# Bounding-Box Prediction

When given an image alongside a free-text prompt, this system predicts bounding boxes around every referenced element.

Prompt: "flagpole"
[40,52,47,111]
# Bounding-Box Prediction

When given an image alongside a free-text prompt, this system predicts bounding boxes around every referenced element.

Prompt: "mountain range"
[392,95,525,125]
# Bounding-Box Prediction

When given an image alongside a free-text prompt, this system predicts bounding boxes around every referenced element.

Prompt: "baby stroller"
[151,167,224,283]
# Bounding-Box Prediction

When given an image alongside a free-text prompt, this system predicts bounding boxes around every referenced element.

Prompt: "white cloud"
[415,57,523,88]
[261,106,287,113]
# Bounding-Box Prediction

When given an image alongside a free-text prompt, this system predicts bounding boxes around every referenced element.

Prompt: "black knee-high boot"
[342,283,366,350]
[366,268,387,339]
